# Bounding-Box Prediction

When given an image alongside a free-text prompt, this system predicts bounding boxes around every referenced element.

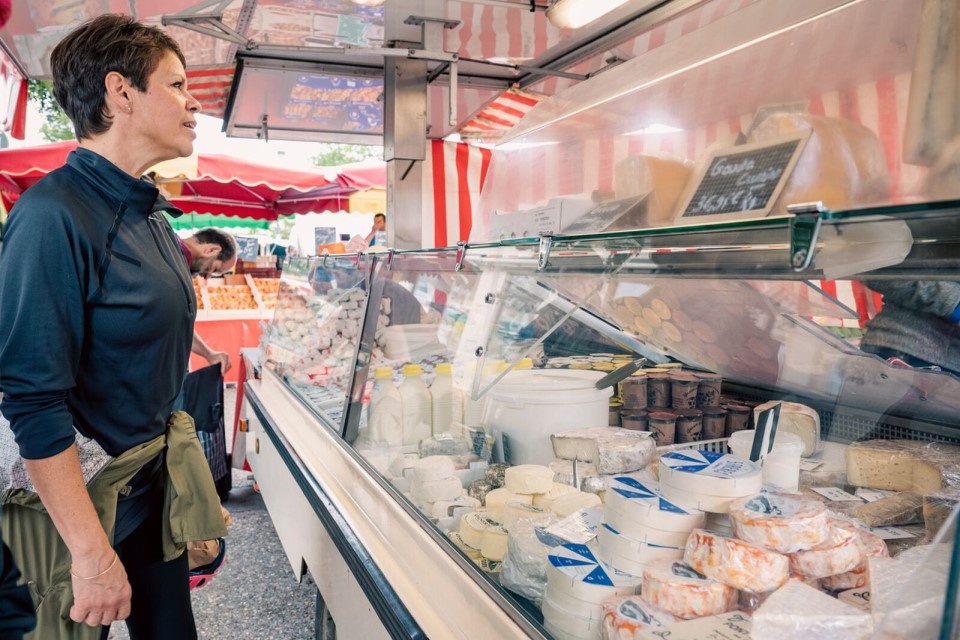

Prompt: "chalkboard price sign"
[678,132,810,222]
[314,226,338,251]
[235,235,259,262]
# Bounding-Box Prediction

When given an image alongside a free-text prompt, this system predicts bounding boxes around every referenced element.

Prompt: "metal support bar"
[449,61,459,126]
[162,15,255,49]
[459,56,588,81]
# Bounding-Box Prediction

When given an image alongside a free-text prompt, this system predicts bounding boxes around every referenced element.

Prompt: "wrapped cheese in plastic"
[683,528,789,593]
[820,528,888,592]
[789,519,863,579]
[752,578,873,640]
[642,558,739,620]
[601,595,676,640]
[870,543,952,639]
[746,113,890,213]
[728,493,829,554]
[851,491,923,528]
[499,516,560,604]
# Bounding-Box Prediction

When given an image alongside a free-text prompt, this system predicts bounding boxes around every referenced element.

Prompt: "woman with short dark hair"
[0,14,224,640]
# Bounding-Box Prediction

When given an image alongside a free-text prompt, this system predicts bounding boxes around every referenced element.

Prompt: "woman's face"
[130,49,200,164]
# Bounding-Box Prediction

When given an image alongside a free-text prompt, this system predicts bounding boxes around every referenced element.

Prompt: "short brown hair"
[193,228,237,262]
[50,14,185,140]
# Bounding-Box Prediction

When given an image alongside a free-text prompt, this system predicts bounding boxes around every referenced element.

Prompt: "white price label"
[810,486,863,502]
[545,506,602,544]
[798,459,823,471]
[855,488,897,503]
[866,526,916,540]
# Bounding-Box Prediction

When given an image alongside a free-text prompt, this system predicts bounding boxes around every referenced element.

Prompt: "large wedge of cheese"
[846,440,960,492]
[746,113,890,213]
[613,154,693,225]
[551,427,655,474]
[751,401,821,456]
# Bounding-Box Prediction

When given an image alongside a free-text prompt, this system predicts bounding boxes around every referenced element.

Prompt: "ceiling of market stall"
[0,0,694,144]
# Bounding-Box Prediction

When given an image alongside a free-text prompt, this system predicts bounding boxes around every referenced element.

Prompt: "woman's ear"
[104,71,131,116]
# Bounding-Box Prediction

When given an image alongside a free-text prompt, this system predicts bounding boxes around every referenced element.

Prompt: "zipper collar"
[67,148,161,216]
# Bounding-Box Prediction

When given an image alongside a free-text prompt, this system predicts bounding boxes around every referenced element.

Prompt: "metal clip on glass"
[787,201,827,272]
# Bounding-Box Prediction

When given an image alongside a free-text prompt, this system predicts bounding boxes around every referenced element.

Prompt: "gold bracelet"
[70,553,119,580]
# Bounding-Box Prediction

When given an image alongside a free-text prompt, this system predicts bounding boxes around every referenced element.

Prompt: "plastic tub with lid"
[483,369,612,465]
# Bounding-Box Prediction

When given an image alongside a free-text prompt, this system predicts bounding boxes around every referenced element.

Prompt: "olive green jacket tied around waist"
[0,411,227,640]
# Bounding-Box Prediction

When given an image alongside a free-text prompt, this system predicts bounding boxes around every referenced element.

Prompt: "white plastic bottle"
[369,367,403,448]
[431,363,454,435]
[398,364,432,445]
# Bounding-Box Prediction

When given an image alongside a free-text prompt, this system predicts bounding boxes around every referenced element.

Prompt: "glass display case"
[246,0,960,638]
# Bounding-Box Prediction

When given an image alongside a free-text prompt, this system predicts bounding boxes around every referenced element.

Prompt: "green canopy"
[164,212,272,232]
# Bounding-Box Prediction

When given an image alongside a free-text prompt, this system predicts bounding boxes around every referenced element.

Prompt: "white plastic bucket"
[484,369,613,465]
[729,430,804,491]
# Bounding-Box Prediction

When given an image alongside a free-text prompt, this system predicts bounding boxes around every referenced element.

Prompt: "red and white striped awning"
[1,47,26,140]
[459,86,544,144]
[186,65,235,120]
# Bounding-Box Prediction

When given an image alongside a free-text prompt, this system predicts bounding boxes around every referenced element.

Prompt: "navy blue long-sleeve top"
[0,148,196,459]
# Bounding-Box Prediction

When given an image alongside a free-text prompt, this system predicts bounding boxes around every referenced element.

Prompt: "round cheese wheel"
[789,519,863,579]
[504,464,554,494]
[642,558,738,620]
[820,528,888,591]
[550,491,602,518]
[412,455,456,482]
[658,483,739,514]
[502,502,551,531]
[546,544,643,606]
[602,595,676,640]
[541,597,604,638]
[459,511,500,550]
[484,487,533,522]
[659,451,763,498]
[596,523,685,576]
[605,477,706,534]
[683,528,790,593]
[729,493,829,553]
[532,482,580,510]
[480,526,509,561]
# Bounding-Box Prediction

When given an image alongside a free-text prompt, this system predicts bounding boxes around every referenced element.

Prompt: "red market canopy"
[0,141,386,220]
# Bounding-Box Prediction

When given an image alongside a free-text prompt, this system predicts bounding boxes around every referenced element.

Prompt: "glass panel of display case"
[473,0,957,245]
[264,256,372,430]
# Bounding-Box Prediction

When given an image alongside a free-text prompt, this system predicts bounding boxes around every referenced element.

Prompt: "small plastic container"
[647,410,677,446]
[620,374,648,409]
[620,409,648,432]
[675,408,703,443]
[695,372,723,407]
[723,403,752,436]
[701,406,728,440]
[647,373,672,408]
[729,430,804,491]
[670,373,700,410]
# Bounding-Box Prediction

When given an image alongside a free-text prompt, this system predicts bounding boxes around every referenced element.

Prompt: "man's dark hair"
[50,14,185,140]
[193,228,237,262]
[374,213,386,221]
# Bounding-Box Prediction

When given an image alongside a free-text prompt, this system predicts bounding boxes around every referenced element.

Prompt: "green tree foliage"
[311,143,382,167]
[27,80,74,142]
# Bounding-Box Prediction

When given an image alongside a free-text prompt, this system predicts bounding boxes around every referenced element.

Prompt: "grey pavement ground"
[108,385,317,640]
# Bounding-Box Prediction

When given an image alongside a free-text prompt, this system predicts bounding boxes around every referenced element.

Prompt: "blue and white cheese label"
[660,451,761,479]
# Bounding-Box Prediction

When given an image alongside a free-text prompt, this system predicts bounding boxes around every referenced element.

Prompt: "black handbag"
[173,364,231,500]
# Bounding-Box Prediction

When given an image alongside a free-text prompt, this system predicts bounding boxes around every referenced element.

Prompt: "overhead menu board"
[676,132,810,223]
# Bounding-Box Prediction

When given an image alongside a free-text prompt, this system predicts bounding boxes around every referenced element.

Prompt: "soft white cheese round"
[658,451,762,498]
[504,464,555,494]
[605,477,706,534]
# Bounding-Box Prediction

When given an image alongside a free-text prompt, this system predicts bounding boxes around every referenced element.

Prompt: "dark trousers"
[100,495,196,640]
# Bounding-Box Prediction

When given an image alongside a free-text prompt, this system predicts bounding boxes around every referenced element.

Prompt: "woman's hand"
[70,551,132,627]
